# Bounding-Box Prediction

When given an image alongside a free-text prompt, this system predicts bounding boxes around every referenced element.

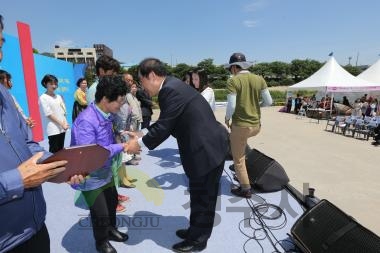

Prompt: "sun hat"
[224,52,253,69]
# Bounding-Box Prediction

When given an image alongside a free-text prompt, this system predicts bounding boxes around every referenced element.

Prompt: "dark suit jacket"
[142,76,229,178]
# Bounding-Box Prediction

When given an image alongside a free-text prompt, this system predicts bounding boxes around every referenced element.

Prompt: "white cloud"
[243,20,258,28]
[243,1,264,12]
[55,39,75,48]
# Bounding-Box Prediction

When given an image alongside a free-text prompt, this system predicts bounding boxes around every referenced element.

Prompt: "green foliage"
[213,89,288,104]
[126,65,139,80]
[269,90,286,101]
[197,58,217,74]
[269,61,290,78]
[289,90,317,98]
[211,79,227,89]
[343,65,362,76]
[250,63,271,77]
[268,80,280,87]
[282,78,295,86]
[85,66,96,86]
[274,101,286,106]
[214,89,228,101]
[171,63,192,80]
[290,59,323,82]
[112,57,332,90]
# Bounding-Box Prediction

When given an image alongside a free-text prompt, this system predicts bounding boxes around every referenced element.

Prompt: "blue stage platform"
[41,134,305,252]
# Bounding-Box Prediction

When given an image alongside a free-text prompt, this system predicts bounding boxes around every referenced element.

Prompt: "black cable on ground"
[223,168,299,253]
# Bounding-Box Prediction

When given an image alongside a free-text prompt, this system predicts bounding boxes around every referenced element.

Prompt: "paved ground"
[153,105,380,235]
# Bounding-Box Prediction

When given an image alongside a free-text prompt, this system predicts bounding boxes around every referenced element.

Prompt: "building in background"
[53,44,113,68]
[93,44,113,59]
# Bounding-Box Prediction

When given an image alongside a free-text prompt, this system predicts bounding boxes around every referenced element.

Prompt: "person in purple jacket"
[71,75,134,253]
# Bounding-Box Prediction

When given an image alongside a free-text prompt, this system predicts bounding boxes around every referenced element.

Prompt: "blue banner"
[1,32,77,136]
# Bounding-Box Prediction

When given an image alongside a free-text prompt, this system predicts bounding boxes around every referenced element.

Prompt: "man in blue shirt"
[0,14,82,252]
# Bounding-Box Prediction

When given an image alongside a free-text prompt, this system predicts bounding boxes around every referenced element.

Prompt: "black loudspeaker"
[245,149,289,192]
[291,199,380,253]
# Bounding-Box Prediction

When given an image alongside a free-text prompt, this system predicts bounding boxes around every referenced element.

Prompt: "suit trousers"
[230,124,260,188]
[7,223,50,253]
[141,116,151,129]
[47,132,66,153]
[187,161,224,243]
[82,183,118,243]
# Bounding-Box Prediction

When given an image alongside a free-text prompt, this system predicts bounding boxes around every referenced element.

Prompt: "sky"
[2,0,380,67]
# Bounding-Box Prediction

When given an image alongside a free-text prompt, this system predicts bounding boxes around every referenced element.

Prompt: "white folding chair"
[296,107,307,119]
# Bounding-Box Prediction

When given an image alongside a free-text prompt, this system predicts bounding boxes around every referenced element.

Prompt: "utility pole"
[355,52,359,66]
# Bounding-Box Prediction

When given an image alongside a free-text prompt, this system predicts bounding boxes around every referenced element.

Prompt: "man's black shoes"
[172,240,207,252]
[176,229,188,239]
[231,187,252,198]
[108,228,129,242]
[96,241,116,253]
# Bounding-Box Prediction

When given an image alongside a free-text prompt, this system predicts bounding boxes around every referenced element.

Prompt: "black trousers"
[8,223,50,253]
[141,116,151,129]
[82,183,118,244]
[48,132,66,153]
[187,161,224,243]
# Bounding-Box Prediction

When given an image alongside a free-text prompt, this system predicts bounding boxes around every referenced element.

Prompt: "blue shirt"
[0,84,50,252]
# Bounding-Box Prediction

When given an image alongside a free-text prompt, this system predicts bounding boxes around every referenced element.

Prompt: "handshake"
[121,131,144,154]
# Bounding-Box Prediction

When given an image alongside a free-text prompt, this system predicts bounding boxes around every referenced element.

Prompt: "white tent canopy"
[357,59,380,83]
[288,56,380,92]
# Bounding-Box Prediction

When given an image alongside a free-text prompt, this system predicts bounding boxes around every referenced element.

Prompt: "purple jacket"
[71,103,123,191]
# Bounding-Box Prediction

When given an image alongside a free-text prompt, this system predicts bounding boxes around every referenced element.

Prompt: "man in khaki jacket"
[224,52,273,198]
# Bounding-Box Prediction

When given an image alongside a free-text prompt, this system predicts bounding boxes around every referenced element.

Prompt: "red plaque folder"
[42,144,110,183]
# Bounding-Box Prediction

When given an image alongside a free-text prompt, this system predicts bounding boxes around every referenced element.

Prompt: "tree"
[126,65,139,81]
[197,58,217,74]
[269,61,290,80]
[172,63,192,80]
[290,59,322,82]
[250,63,272,79]
[343,65,362,76]
[85,66,96,86]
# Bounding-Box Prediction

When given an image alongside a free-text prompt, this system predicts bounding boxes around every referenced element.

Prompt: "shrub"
[214,89,228,101]
[282,78,295,86]
[268,80,280,87]
[211,79,227,89]
[270,90,286,104]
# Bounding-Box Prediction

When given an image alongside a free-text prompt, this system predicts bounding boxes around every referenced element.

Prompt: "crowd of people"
[286,91,380,146]
[0,13,274,253]
[286,93,380,118]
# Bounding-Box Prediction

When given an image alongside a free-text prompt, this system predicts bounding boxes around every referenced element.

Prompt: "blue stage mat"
[41,133,304,252]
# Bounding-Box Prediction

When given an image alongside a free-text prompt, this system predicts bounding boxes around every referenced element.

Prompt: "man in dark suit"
[128,58,229,252]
